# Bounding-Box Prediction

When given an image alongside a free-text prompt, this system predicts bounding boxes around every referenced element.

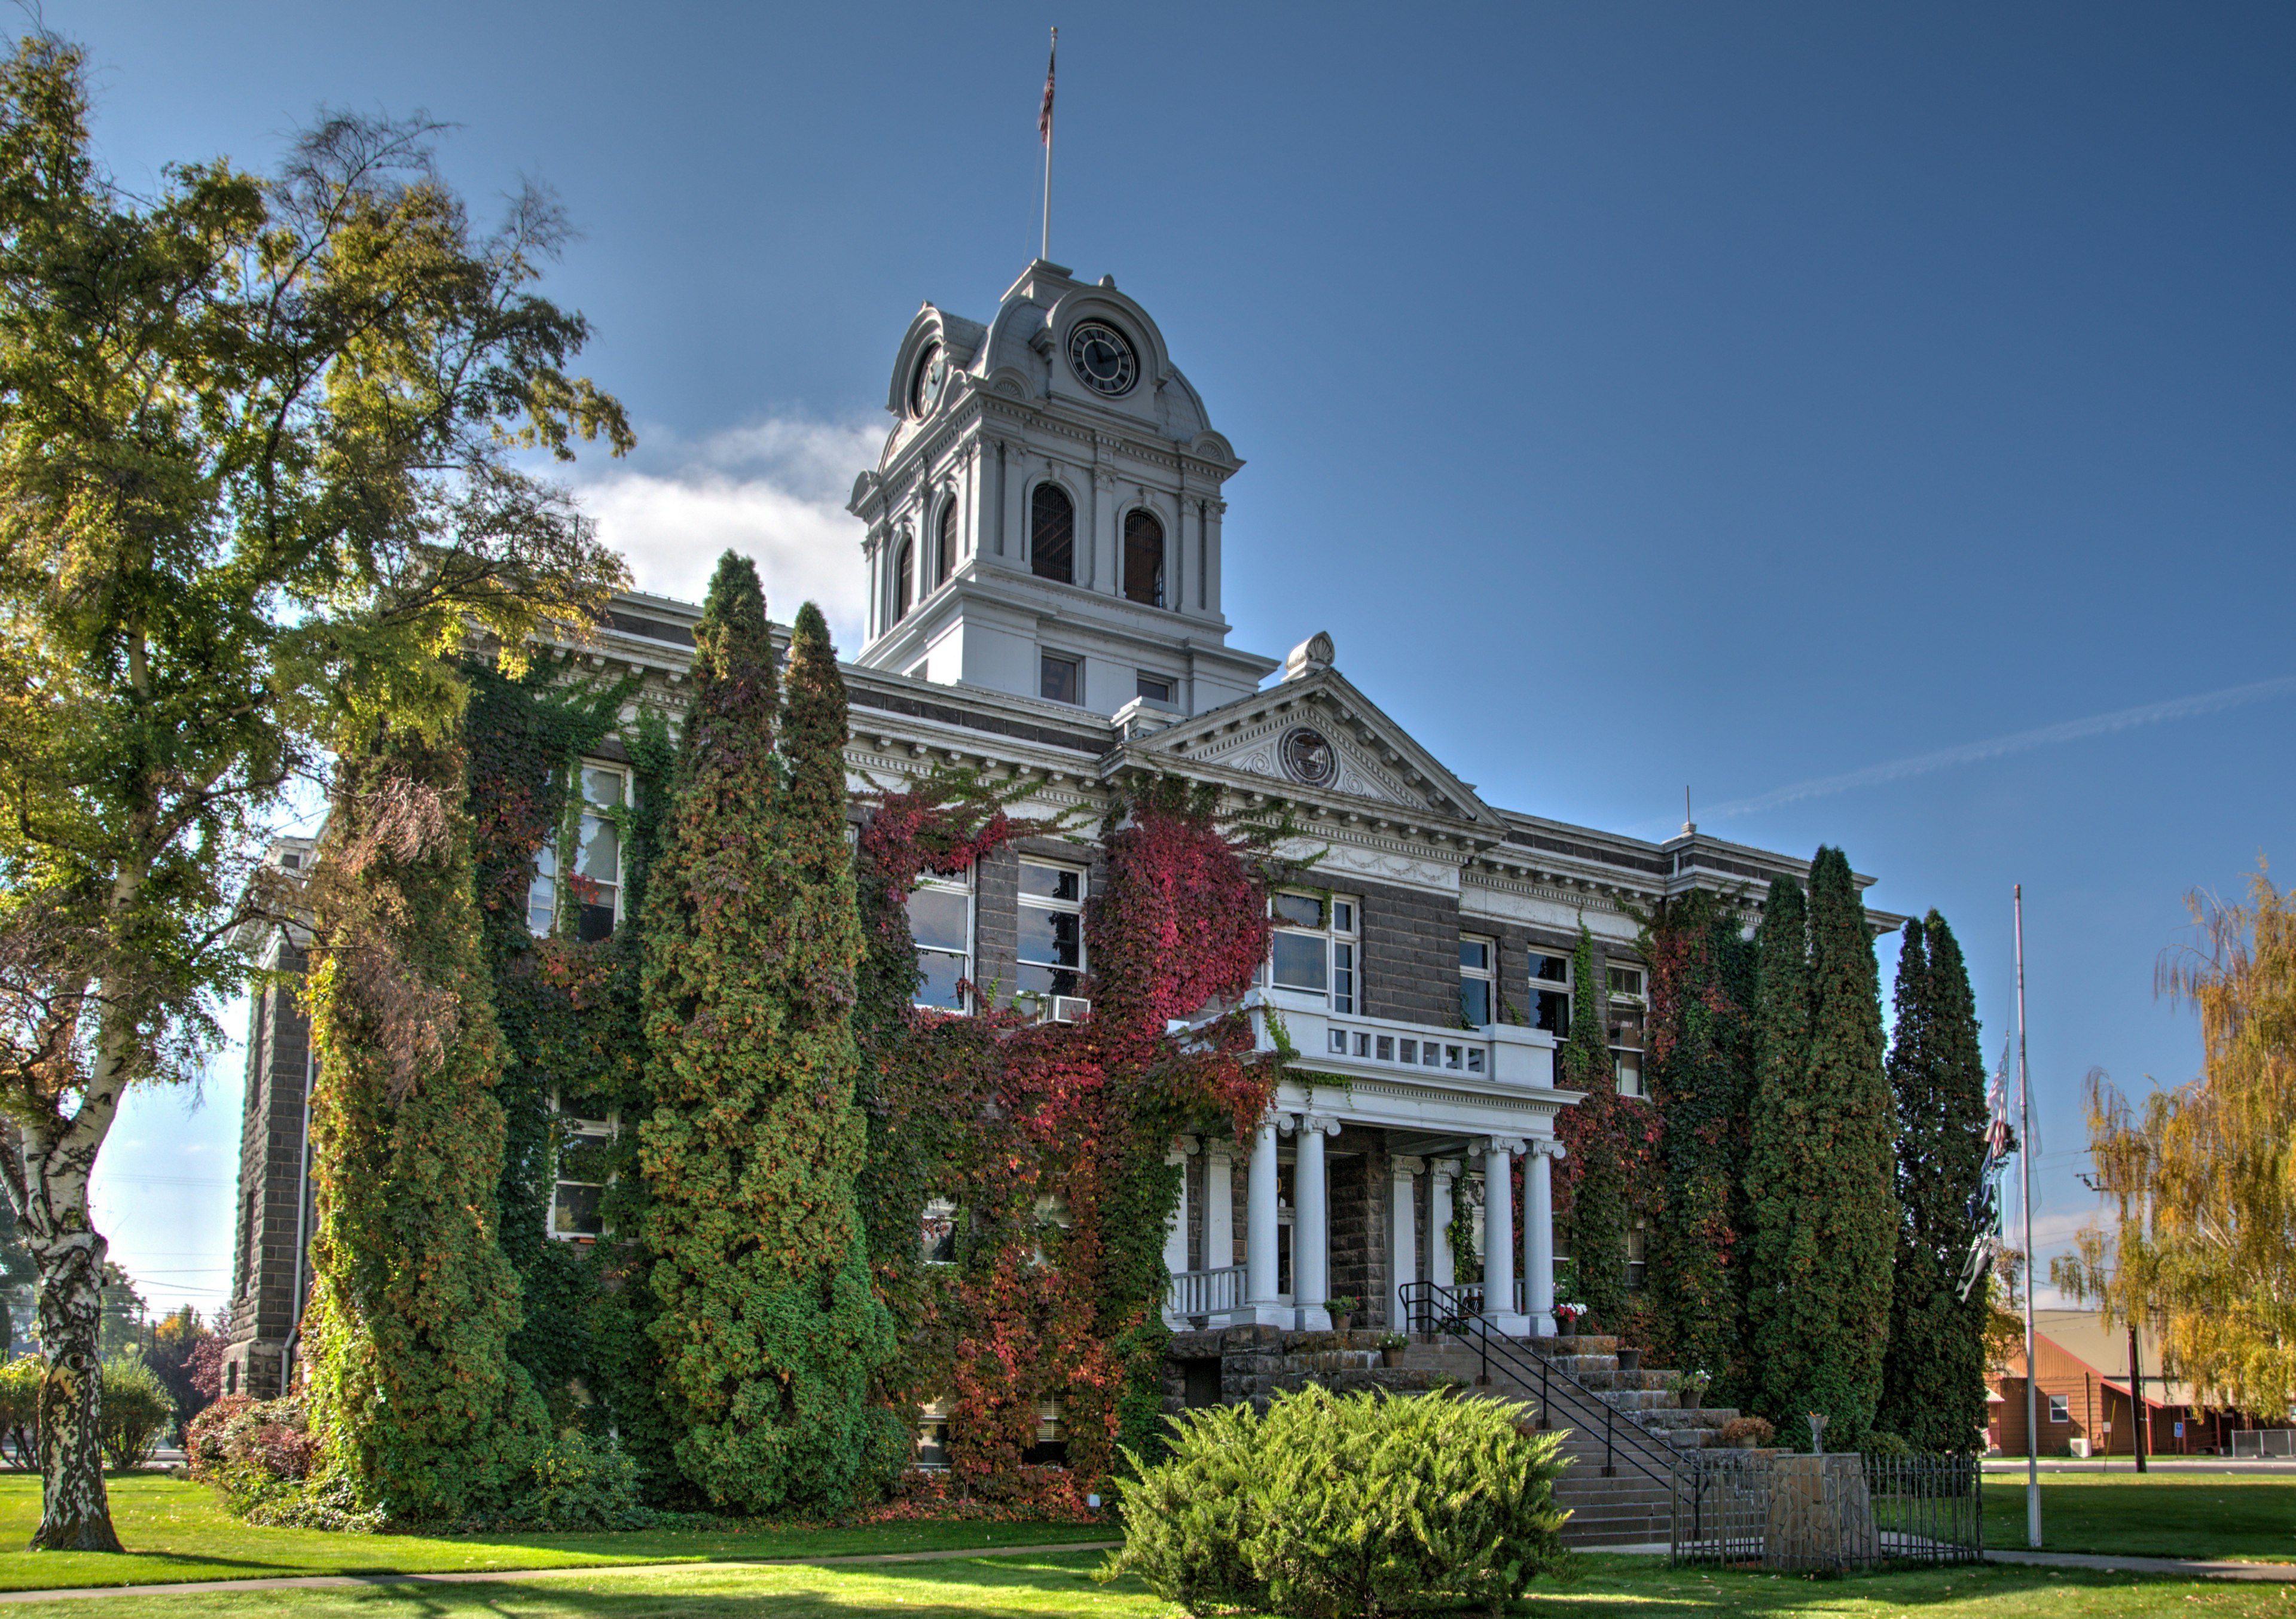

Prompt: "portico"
[1162,992,1581,1339]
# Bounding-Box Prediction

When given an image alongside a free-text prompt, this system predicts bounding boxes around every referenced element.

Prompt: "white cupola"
[846,261,1277,718]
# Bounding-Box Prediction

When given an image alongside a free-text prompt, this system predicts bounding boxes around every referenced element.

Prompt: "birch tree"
[0,33,627,1548]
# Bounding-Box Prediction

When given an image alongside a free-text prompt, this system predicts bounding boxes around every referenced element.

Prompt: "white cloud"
[575,417,884,653]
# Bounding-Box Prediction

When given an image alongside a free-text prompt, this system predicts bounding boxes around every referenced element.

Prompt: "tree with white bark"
[0,32,627,1548]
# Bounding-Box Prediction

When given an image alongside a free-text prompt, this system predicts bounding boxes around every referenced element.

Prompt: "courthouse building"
[222,258,1883,1397]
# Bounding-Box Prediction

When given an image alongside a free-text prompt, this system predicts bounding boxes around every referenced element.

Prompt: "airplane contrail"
[1695,673,2296,824]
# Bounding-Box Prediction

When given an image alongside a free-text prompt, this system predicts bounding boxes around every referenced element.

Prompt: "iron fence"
[1671,1449,1981,1572]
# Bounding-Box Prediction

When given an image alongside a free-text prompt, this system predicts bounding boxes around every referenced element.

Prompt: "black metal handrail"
[1399,1279,1678,1488]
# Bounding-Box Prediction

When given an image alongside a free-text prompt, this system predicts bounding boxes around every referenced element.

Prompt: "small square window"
[1376,1035,1394,1061]
[1400,1039,1417,1064]
[1040,652,1081,705]
[1608,965,1645,999]
[1136,672,1174,705]
[1328,1029,1347,1055]
[2048,1394,2070,1423]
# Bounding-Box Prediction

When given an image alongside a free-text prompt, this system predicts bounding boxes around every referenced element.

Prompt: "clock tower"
[847,260,1277,718]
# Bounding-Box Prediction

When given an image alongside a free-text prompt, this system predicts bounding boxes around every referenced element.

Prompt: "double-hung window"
[1269,892,1357,1014]
[527,763,628,941]
[1607,965,1648,1097]
[1459,936,1495,1027]
[1017,859,1086,998]
[1528,950,1570,1035]
[1627,1219,1648,1292]
[909,871,973,1010]
[921,1198,958,1265]
[549,1093,616,1240]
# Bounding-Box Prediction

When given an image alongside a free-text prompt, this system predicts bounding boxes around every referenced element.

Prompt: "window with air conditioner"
[908,870,973,1011]
[1269,891,1357,1014]
[549,1092,616,1240]
[1018,859,1086,1002]
[527,763,628,941]
[921,1198,958,1265]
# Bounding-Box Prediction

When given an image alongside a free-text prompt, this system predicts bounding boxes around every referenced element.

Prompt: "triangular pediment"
[1123,669,1504,832]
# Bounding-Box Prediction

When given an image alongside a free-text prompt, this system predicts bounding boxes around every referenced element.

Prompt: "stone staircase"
[1396,1333,1741,1548]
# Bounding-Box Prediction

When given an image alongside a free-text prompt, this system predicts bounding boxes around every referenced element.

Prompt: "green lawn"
[0,1473,1113,1593]
[1983,1471,2296,1562]
[2,1550,2285,1618]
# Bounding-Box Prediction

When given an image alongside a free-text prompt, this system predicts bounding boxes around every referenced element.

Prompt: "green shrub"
[97,1353,173,1469]
[1103,1386,1573,1618]
[505,1431,655,1530]
[0,1353,41,1469]
[1859,1429,1913,1457]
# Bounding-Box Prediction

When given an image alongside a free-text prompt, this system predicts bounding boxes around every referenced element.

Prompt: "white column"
[1244,1117,1284,1325]
[1162,1139,1193,1313]
[1391,1155,1423,1333]
[1429,1158,1459,1290]
[1523,1139,1562,1337]
[1204,1142,1234,1273]
[1484,1138,1528,1336]
[1294,1117,1334,1331]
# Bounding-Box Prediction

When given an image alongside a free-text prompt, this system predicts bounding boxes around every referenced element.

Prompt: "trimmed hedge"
[1104,1387,1572,1618]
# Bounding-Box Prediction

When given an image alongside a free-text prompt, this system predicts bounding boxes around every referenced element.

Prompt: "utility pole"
[2128,1324,2148,1474]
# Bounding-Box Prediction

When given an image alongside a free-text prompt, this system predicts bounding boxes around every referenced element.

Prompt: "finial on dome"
[1283,632,1336,682]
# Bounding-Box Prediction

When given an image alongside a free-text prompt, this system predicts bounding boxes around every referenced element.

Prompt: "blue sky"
[56,2,2294,1324]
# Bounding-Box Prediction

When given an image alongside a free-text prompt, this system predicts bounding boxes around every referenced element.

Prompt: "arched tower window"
[1122,509,1165,608]
[936,499,957,589]
[894,535,915,623]
[1031,483,1074,585]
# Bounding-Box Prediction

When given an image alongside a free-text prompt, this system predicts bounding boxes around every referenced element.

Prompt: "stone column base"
[1485,1310,1531,1337]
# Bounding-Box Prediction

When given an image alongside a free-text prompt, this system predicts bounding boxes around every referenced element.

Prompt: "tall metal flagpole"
[2017,883,2042,1549]
[1040,28,1057,263]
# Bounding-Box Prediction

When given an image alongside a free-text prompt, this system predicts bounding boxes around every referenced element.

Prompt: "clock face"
[1281,726,1337,787]
[910,343,947,416]
[1066,321,1138,396]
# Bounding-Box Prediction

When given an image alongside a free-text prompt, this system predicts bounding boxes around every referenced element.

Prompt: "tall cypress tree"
[1646,891,1754,1394]
[1743,874,1810,1429]
[303,726,548,1519]
[640,560,899,1513]
[1875,911,1991,1450]
[1556,926,1630,1333]
[1744,850,1897,1440]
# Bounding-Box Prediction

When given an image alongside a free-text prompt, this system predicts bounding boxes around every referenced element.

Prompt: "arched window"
[1123,509,1165,607]
[1031,483,1074,585]
[936,499,957,589]
[894,535,915,623]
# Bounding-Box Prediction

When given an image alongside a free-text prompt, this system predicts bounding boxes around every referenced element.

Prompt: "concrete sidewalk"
[0,1539,1123,1605]
[1987,1548,2296,1583]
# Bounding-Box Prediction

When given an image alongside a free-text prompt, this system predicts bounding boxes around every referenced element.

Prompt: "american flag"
[1039,29,1057,145]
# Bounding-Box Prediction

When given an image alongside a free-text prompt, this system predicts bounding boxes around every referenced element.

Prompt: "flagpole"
[1040,26,1057,263]
[2017,883,2042,1550]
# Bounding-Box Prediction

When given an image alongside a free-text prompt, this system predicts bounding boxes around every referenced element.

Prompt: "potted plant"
[1553,1300,1589,1337]
[1668,1369,1712,1411]
[1324,1295,1359,1333]
[1718,1416,1774,1450]
[1616,1342,1643,1374]
[1376,1331,1409,1368]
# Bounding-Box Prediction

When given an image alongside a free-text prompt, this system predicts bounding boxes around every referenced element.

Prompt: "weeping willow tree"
[2056,868,2296,1415]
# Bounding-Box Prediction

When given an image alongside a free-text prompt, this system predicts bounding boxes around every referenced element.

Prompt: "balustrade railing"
[1167,1265,1244,1320]
[1400,1279,1677,1487]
